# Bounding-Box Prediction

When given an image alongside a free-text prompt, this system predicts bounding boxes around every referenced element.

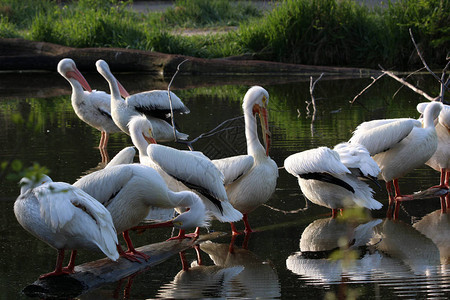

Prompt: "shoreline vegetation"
[0,0,448,70]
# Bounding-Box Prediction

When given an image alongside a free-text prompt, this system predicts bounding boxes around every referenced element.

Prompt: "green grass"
[0,0,448,69]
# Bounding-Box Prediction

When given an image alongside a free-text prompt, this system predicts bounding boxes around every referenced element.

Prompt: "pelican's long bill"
[116,79,130,98]
[254,102,271,156]
[143,130,157,145]
[67,69,92,92]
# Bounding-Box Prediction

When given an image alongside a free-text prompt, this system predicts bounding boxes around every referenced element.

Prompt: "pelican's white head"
[19,174,53,195]
[57,58,92,92]
[95,59,130,98]
[243,86,271,156]
[422,101,443,128]
[128,115,157,147]
[171,191,209,229]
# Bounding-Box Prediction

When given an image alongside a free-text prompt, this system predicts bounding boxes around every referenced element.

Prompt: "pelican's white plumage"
[349,101,443,204]
[333,142,381,180]
[95,59,189,142]
[126,115,242,223]
[417,102,449,188]
[14,175,119,278]
[73,164,208,259]
[284,146,382,215]
[57,58,121,149]
[74,164,208,232]
[213,86,278,234]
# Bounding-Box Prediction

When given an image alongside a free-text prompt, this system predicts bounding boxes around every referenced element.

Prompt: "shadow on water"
[0,72,448,299]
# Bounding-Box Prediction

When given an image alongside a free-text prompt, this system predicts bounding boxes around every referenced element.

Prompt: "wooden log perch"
[22,232,227,299]
[408,187,449,200]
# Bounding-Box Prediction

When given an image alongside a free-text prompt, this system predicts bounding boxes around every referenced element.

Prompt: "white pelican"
[110,115,242,237]
[14,175,119,278]
[284,145,382,217]
[57,58,122,149]
[73,164,208,261]
[349,101,443,214]
[417,102,449,189]
[212,86,278,235]
[95,59,189,142]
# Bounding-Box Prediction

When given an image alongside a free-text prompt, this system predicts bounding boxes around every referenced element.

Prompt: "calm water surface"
[0,72,448,299]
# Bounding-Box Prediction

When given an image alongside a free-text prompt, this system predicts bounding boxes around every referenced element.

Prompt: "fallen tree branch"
[22,232,226,299]
[380,68,437,101]
[350,73,386,104]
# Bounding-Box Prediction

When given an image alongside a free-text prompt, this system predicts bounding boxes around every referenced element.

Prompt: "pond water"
[0,71,449,299]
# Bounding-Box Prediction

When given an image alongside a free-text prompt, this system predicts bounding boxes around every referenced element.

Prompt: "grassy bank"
[0,0,448,69]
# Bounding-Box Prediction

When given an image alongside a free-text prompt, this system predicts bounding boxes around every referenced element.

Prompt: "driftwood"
[22,232,227,299]
[1,38,378,76]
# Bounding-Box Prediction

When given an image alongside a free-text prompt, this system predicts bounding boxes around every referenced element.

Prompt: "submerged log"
[0,38,379,77]
[22,232,227,299]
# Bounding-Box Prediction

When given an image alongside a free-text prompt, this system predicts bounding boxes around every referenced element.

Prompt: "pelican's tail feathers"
[204,200,243,223]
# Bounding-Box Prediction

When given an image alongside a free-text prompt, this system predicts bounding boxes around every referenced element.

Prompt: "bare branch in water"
[177,115,245,151]
[306,73,324,137]
[167,59,189,142]
[380,67,437,101]
[409,28,443,85]
[392,67,426,100]
[350,73,385,104]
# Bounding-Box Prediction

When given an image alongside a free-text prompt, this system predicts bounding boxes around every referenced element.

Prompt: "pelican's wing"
[349,119,420,155]
[74,164,136,205]
[439,104,450,129]
[147,144,228,211]
[126,90,190,121]
[284,147,350,176]
[35,182,119,260]
[106,146,136,167]
[88,90,111,112]
[212,155,254,185]
[333,142,380,178]
[352,118,421,131]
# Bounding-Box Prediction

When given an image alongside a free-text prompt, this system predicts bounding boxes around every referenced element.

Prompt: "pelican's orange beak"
[143,129,157,144]
[67,69,92,92]
[253,102,271,156]
[116,79,130,98]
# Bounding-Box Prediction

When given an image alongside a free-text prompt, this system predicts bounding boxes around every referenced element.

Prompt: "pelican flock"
[13,57,449,281]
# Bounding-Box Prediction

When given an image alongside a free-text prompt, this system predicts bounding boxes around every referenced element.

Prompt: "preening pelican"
[284,145,382,217]
[349,101,443,212]
[117,115,242,236]
[73,164,208,261]
[95,59,189,142]
[57,58,121,149]
[417,102,449,189]
[14,175,119,278]
[212,86,278,235]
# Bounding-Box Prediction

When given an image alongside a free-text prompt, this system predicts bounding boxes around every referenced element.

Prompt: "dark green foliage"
[163,0,261,27]
[0,0,448,69]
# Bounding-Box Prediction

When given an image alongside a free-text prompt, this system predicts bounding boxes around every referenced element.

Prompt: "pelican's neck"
[130,128,149,160]
[423,103,442,129]
[244,107,266,158]
[167,190,197,208]
[68,78,86,106]
[101,69,123,110]
[168,190,206,227]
